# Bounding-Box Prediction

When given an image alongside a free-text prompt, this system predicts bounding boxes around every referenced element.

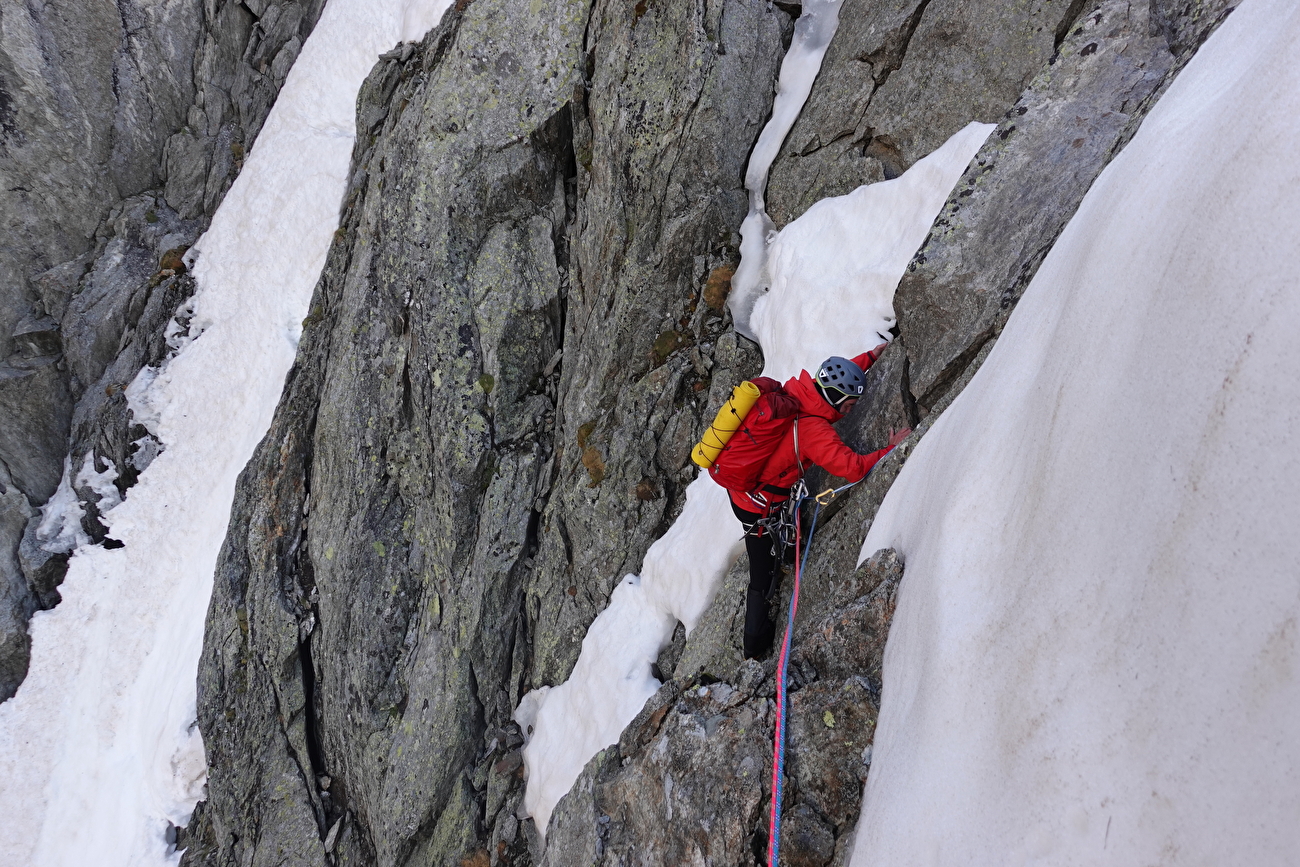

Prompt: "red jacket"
[728,349,890,514]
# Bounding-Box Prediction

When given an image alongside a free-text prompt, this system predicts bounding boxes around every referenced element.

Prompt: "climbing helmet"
[815,356,866,407]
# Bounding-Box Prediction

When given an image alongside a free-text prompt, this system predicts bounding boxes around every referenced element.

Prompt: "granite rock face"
[0,0,327,502]
[541,550,904,867]
[1152,0,1238,56]
[0,0,200,504]
[893,0,1208,417]
[897,3,1148,410]
[0,0,324,698]
[185,5,587,866]
[523,0,788,687]
[183,1,792,863]
[162,0,329,220]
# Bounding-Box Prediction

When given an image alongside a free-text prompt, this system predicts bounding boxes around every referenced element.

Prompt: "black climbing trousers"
[732,501,781,659]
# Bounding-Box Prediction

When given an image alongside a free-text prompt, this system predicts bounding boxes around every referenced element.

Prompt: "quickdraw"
[743,480,807,596]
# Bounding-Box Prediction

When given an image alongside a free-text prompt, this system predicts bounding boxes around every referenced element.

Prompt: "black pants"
[732,501,781,658]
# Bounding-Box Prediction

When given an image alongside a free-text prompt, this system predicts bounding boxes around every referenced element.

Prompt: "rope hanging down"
[768,476,862,867]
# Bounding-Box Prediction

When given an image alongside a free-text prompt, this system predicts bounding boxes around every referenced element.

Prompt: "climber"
[729,347,910,658]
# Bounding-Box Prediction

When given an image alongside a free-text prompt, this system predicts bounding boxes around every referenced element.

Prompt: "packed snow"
[515,0,993,825]
[0,2,451,865]
[851,0,1300,862]
[748,124,992,382]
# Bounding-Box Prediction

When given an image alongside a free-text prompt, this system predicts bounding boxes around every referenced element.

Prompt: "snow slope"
[517,92,992,836]
[0,3,451,865]
[852,0,1300,862]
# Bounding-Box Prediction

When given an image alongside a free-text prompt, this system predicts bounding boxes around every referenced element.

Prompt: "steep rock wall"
[0,0,201,408]
[524,0,787,687]
[764,0,1083,228]
[183,2,792,863]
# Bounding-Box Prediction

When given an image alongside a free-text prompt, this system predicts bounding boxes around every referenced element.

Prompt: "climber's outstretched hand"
[887,426,912,448]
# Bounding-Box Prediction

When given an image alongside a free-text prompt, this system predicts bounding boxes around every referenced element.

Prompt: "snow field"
[515,5,993,826]
[0,3,452,866]
[852,0,1300,862]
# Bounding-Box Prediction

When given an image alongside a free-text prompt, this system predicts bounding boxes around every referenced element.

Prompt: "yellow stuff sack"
[691,381,762,469]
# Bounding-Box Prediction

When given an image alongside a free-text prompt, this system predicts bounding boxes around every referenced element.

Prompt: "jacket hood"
[786,370,843,422]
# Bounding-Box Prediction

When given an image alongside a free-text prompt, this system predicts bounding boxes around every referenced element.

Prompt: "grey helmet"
[815,356,866,407]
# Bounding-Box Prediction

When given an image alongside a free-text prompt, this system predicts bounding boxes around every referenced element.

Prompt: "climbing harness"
[767,474,865,867]
[723,404,880,866]
[743,420,805,596]
[745,489,799,595]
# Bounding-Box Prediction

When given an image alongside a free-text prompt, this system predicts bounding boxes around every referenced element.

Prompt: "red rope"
[768,503,803,866]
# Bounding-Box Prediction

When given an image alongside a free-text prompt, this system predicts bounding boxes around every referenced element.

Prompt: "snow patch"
[518,574,674,824]
[0,3,454,866]
[852,0,1300,862]
[750,122,993,380]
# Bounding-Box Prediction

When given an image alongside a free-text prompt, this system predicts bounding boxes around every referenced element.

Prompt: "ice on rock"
[851,0,1300,863]
[75,452,122,513]
[124,363,163,436]
[25,448,124,559]
[32,458,89,555]
[0,2,453,866]
[516,2,991,830]
[128,436,163,474]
